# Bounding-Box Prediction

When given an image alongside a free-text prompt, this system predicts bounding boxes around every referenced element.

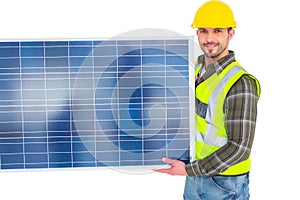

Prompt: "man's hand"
[153,157,188,176]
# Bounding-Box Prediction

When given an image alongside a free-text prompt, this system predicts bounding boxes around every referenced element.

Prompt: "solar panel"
[0,37,193,170]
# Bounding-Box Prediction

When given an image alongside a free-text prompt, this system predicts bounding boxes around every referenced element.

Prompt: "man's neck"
[204,51,230,69]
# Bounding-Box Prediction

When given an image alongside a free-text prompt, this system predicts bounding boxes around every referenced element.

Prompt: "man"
[154,0,261,199]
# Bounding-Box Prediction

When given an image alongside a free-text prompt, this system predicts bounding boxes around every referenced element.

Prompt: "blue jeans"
[183,173,250,200]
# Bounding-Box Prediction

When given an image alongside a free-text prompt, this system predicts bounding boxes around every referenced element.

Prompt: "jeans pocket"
[210,176,236,195]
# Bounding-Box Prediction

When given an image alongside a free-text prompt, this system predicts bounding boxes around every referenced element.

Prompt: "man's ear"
[228,28,235,41]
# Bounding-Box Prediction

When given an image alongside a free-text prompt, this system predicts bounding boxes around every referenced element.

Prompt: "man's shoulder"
[229,74,259,96]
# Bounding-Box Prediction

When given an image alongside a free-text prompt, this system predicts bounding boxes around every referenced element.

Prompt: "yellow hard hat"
[191,0,236,28]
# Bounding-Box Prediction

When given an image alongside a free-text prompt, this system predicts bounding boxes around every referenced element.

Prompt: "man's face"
[197,28,234,62]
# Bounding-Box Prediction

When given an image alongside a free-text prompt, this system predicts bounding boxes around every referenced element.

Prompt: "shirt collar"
[198,51,236,75]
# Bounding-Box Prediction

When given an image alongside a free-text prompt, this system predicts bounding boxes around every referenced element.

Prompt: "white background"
[0,0,299,199]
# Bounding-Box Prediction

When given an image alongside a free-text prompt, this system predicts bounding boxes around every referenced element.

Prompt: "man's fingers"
[153,168,169,173]
[162,157,175,165]
[152,158,173,174]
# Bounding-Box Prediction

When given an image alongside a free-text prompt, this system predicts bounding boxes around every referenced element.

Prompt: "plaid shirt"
[185,51,260,176]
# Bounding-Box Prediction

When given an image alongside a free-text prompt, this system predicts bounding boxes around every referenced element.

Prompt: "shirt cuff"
[185,161,205,176]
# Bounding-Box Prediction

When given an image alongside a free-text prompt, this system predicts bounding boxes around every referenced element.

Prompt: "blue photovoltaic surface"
[0,38,191,170]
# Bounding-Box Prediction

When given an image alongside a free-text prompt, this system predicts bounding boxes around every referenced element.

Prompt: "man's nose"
[205,32,215,43]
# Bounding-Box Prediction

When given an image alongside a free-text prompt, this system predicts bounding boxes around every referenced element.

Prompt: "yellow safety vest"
[195,61,260,175]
